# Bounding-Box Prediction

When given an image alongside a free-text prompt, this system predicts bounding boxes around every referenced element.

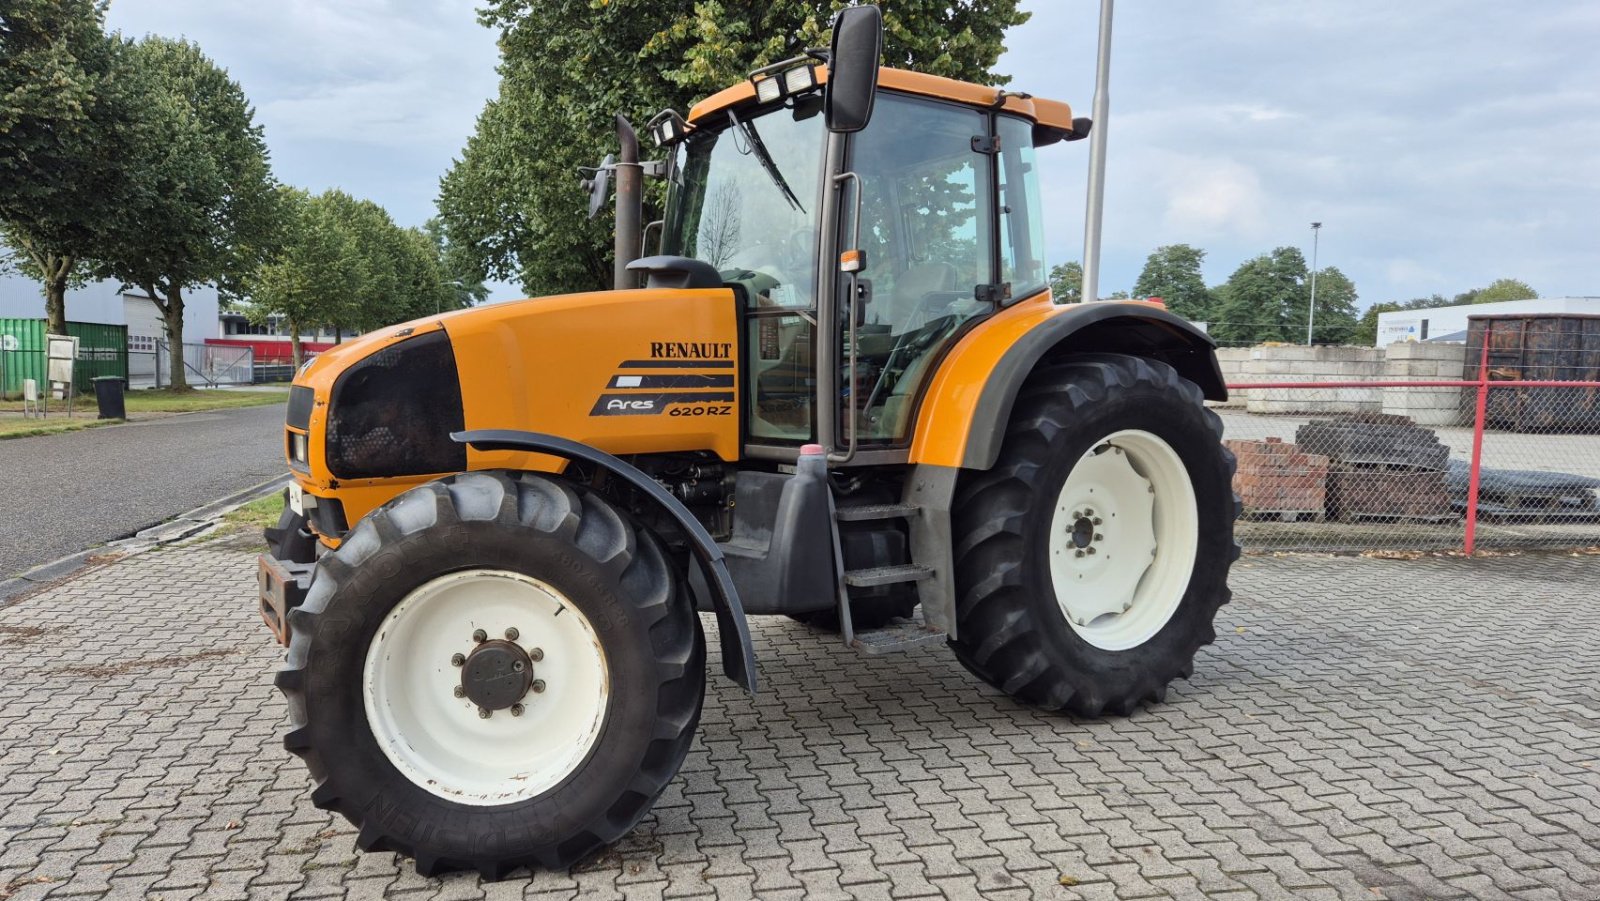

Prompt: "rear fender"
[453,429,757,693]
[911,300,1224,471]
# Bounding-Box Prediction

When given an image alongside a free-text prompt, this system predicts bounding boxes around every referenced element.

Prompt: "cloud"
[1155,157,1268,238]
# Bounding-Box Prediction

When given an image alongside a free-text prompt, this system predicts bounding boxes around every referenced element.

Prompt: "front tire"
[949,354,1239,717]
[275,471,704,878]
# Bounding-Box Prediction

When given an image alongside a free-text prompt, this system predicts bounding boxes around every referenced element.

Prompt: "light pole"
[1078,0,1114,304]
[1306,222,1322,345]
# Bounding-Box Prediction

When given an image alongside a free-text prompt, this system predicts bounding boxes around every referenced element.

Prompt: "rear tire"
[275,471,704,878]
[949,354,1239,717]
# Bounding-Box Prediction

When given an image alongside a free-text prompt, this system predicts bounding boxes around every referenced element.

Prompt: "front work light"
[754,75,783,104]
[747,60,822,106]
[784,65,818,96]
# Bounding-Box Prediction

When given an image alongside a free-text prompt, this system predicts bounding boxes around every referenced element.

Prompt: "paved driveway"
[0,405,285,578]
[0,537,1595,900]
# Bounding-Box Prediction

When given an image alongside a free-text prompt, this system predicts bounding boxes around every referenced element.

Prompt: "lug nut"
[451,653,465,667]
[1092,517,1102,525]
[511,704,525,717]
[512,661,525,673]
[1071,510,1082,519]
[505,627,519,641]
[531,679,546,694]
[478,707,491,719]
[529,647,544,662]
[1074,549,1086,558]
[1086,547,1097,556]
[453,686,466,698]
[1084,508,1094,516]
[472,629,487,643]
[1094,533,1104,541]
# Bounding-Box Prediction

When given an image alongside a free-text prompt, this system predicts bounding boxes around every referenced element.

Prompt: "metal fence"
[1221,378,1600,554]
[128,341,254,389]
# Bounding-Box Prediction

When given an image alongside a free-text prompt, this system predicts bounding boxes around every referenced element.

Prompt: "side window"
[846,94,995,444]
[996,115,1047,300]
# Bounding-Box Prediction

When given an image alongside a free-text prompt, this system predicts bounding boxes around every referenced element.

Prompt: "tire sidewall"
[1021,376,1233,686]
[299,492,696,861]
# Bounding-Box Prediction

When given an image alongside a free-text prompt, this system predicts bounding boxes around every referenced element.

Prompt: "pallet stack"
[1294,412,1453,522]
[1225,437,1330,522]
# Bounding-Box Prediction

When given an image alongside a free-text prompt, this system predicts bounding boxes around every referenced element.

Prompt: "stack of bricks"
[1294,412,1453,522]
[1225,437,1330,521]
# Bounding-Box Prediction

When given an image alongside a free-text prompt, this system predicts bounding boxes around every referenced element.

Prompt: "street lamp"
[1306,222,1322,345]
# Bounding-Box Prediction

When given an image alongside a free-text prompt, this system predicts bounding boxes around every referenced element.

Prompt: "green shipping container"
[0,319,130,397]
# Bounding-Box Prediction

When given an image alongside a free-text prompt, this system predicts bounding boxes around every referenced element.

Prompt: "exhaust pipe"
[613,115,643,290]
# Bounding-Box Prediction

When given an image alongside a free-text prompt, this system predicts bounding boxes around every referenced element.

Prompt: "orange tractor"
[258,6,1236,878]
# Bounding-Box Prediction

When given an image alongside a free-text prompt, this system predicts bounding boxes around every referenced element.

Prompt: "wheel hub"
[460,639,534,711]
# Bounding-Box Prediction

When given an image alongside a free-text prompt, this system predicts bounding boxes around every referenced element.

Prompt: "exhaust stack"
[613,115,643,290]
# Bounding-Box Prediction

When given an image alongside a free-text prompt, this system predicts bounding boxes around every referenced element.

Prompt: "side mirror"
[825,5,882,133]
[580,153,614,220]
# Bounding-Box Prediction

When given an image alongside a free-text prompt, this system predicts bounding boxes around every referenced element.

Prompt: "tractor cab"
[620,16,1086,463]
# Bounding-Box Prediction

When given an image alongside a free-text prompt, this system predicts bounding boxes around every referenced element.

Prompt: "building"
[0,269,221,347]
[1375,297,1600,345]
[214,312,355,363]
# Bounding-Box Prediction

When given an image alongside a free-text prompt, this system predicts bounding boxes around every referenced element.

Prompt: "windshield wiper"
[727,110,804,213]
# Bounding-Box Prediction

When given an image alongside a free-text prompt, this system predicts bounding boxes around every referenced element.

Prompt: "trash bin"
[92,376,127,420]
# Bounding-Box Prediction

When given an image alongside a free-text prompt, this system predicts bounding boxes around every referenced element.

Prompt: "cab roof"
[687,65,1081,145]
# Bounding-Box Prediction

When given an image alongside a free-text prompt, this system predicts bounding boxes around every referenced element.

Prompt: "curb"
[0,472,292,608]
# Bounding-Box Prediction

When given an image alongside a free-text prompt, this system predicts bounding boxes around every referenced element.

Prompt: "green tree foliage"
[0,0,136,333]
[1306,265,1360,344]
[1211,247,1308,346]
[1048,261,1082,303]
[424,217,490,307]
[439,0,1029,297]
[1463,277,1537,305]
[1132,244,1213,322]
[94,37,278,390]
[244,190,464,367]
[1353,301,1401,346]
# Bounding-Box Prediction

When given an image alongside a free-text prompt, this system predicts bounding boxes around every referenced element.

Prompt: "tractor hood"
[289,286,743,506]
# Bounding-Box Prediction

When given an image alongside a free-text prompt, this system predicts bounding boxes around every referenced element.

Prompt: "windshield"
[664,101,825,309]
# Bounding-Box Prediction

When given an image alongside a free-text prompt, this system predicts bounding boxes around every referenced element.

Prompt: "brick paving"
[1,532,1597,900]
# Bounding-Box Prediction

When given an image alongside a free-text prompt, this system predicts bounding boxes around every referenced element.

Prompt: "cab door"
[833,93,998,450]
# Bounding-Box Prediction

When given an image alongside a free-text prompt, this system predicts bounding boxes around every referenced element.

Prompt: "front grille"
[325,331,467,479]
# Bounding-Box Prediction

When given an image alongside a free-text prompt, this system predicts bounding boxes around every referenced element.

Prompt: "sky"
[100,0,1600,308]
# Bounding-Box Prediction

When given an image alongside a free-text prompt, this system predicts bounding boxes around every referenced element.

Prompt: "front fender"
[453,429,758,693]
[909,296,1224,471]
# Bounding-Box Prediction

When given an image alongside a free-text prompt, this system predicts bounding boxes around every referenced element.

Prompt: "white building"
[1375,297,1600,345]
[0,269,221,346]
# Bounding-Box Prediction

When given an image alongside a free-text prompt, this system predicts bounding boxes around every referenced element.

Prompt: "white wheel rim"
[1047,429,1199,651]
[363,569,610,805]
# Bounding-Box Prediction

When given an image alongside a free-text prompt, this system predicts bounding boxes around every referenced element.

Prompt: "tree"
[1306,265,1359,344]
[1211,247,1308,346]
[1353,301,1402,346]
[246,191,466,366]
[242,189,358,367]
[1132,244,1213,322]
[423,217,490,308]
[0,0,137,333]
[1468,278,1537,305]
[439,0,1030,298]
[1048,261,1082,303]
[95,37,278,390]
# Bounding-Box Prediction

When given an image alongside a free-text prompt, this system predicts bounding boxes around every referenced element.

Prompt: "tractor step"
[843,563,934,588]
[834,502,921,522]
[850,620,947,655]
